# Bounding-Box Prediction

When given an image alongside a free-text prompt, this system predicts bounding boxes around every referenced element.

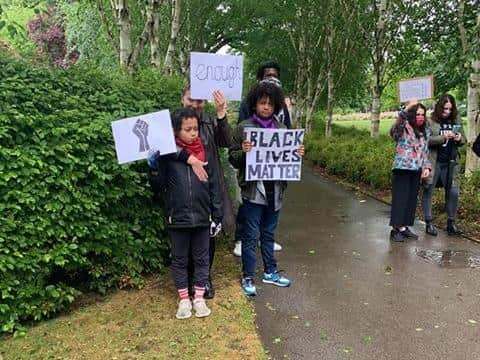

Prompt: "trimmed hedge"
[305,116,480,234]
[0,56,182,334]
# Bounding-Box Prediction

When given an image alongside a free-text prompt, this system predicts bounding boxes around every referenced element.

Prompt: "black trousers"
[169,227,210,290]
[390,169,421,227]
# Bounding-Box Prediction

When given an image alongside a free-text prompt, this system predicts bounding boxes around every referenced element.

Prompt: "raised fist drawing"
[132,118,150,152]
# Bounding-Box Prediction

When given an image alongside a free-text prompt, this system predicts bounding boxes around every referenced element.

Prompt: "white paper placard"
[245,128,305,181]
[111,110,176,164]
[397,76,434,102]
[190,52,243,100]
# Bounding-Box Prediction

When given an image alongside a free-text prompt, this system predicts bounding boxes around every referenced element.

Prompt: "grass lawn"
[335,117,469,137]
[335,118,395,135]
[0,242,265,360]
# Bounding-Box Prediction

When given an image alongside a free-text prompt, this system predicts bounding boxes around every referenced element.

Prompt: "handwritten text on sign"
[245,128,305,181]
[397,76,434,102]
[190,52,243,101]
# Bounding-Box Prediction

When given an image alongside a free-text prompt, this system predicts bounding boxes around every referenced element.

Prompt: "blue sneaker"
[241,277,256,296]
[262,272,291,287]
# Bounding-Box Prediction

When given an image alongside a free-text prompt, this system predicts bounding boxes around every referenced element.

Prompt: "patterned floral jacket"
[390,112,432,171]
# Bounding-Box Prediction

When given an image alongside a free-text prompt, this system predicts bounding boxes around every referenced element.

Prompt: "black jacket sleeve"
[206,154,223,222]
[473,133,480,158]
[238,99,250,124]
[283,105,292,129]
[228,122,246,170]
[214,115,233,148]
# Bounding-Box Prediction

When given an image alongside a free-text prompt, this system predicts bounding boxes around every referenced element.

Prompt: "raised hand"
[132,119,150,152]
[213,90,227,119]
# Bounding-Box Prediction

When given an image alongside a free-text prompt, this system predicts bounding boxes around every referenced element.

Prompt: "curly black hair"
[256,61,281,81]
[171,107,199,132]
[405,103,427,138]
[246,82,284,117]
[431,94,458,124]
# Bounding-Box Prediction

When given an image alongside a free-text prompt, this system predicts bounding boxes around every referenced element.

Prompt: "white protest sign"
[190,52,243,101]
[397,76,434,103]
[245,128,305,181]
[111,110,176,164]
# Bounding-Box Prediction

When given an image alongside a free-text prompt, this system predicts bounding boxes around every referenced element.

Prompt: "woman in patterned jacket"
[389,100,432,242]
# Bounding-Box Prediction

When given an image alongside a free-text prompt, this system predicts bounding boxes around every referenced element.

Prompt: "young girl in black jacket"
[151,108,222,319]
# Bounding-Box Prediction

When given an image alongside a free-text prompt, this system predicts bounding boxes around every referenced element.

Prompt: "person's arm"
[214,114,233,148]
[207,158,223,225]
[390,111,408,142]
[238,99,250,124]
[283,105,292,129]
[228,123,246,169]
[453,114,466,147]
[472,133,480,157]
[428,126,447,147]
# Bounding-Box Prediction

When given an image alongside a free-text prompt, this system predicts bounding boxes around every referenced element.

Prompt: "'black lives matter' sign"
[245,128,305,181]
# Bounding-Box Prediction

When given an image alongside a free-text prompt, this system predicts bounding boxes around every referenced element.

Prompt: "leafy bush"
[0,55,183,334]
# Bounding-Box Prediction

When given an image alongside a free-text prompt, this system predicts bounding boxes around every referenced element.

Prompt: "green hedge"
[0,56,182,334]
[305,116,480,234]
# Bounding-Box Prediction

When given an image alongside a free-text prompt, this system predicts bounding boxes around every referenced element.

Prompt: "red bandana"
[175,137,206,162]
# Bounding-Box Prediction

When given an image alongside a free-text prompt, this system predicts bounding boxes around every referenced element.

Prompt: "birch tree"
[163,0,181,75]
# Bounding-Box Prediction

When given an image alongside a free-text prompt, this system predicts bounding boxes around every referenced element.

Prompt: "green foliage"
[305,117,394,190]
[0,55,183,334]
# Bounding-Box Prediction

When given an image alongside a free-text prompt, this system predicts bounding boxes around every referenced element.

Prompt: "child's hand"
[187,155,208,182]
[242,140,253,153]
[297,145,305,157]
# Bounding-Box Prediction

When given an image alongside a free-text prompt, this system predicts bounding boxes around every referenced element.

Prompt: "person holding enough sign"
[229,82,304,296]
[422,95,465,236]
[149,108,222,319]
[389,100,431,242]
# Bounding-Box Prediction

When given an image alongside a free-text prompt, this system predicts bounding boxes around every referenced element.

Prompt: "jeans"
[241,200,279,279]
[422,162,459,221]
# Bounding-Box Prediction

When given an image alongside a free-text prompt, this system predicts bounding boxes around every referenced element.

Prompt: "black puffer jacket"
[155,150,222,229]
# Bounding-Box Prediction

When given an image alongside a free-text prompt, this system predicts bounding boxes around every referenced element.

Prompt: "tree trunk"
[149,0,162,67]
[371,81,381,138]
[163,0,181,75]
[325,68,335,137]
[465,59,480,174]
[370,0,387,138]
[114,0,131,67]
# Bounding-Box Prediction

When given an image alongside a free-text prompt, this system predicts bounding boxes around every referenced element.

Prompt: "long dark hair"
[406,103,427,138]
[431,94,458,124]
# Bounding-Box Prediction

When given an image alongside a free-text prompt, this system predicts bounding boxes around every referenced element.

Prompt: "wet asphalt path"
[252,166,480,360]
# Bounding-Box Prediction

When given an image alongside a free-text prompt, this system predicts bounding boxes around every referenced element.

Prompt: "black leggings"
[169,227,210,290]
[390,169,421,227]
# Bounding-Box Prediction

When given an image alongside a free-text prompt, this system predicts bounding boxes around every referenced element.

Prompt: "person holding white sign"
[422,94,465,236]
[229,82,304,296]
[180,85,233,299]
[389,100,431,242]
[149,108,222,319]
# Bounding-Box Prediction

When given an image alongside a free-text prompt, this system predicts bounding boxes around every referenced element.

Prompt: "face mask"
[415,115,425,127]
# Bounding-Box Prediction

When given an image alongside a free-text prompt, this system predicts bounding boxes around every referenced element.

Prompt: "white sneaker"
[233,241,242,257]
[274,242,282,251]
[176,299,192,320]
[193,298,211,318]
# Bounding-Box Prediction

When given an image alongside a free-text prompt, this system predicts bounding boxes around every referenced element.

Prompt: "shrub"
[0,55,183,334]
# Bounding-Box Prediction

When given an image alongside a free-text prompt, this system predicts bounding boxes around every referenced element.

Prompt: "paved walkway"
[253,167,480,360]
